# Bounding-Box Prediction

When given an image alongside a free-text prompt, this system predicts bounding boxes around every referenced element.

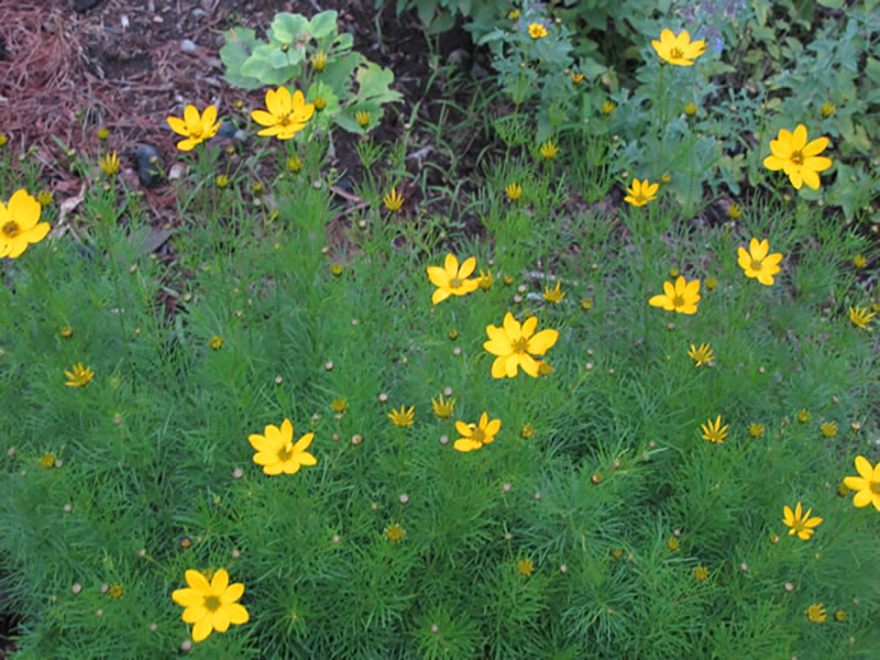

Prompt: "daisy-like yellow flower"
[431,394,455,419]
[331,398,347,414]
[528,23,548,39]
[687,343,714,367]
[602,100,616,114]
[385,523,405,542]
[509,10,520,20]
[728,203,742,219]
[843,455,880,512]
[287,155,303,173]
[251,87,314,140]
[313,96,327,111]
[388,405,414,428]
[312,49,328,71]
[571,72,585,84]
[64,363,94,388]
[849,306,875,330]
[100,151,120,176]
[167,104,221,151]
[484,312,559,378]
[355,110,371,128]
[821,421,837,438]
[247,419,317,476]
[701,415,729,444]
[36,190,53,207]
[853,254,867,269]
[693,566,709,581]
[763,124,832,190]
[543,280,565,304]
[0,190,51,259]
[517,559,534,576]
[807,604,826,623]
[426,253,479,304]
[748,423,765,438]
[539,140,559,160]
[383,187,404,212]
[171,569,249,643]
[649,276,701,315]
[453,412,501,452]
[783,502,823,540]
[820,102,836,118]
[624,178,659,207]
[505,183,523,201]
[651,29,706,66]
[684,103,698,116]
[737,238,783,286]
[477,269,493,291]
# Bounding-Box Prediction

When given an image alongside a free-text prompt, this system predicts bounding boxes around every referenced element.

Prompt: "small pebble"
[180,39,197,53]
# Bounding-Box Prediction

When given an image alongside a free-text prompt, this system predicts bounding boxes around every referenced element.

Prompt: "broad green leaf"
[319,53,363,97]
[355,63,403,104]
[309,11,338,39]
[272,13,310,43]
[816,0,843,7]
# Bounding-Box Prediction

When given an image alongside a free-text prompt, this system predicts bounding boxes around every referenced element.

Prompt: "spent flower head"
[602,100,616,114]
[517,559,534,576]
[820,102,836,118]
[311,49,328,71]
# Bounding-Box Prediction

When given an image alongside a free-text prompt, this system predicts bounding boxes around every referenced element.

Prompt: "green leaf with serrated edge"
[355,63,403,104]
[272,13,309,43]
[309,11,338,38]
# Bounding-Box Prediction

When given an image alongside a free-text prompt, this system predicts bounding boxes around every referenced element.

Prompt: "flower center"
[277,445,293,461]
[635,193,646,203]
[672,295,685,307]
[472,428,486,443]
[670,47,684,59]
[190,126,203,138]
[871,481,880,495]
[280,114,292,127]
[750,259,763,271]
[450,277,462,288]
[204,596,222,612]
[513,337,529,353]
[2,221,20,238]
[790,150,804,166]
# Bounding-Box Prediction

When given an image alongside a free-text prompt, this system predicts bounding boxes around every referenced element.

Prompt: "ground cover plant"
[1,1,879,658]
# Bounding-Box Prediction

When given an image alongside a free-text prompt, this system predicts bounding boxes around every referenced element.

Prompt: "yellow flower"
[355,110,372,128]
[484,312,559,378]
[330,263,343,276]
[667,538,680,550]
[454,412,501,452]
[649,276,701,314]
[602,100,616,114]
[853,254,866,269]
[520,423,535,439]
[251,88,314,140]
[833,610,846,622]
[539,140,559,159]
[108,584,123,599]
[247,419,317,476]
[543,280,565,304]
[0,133,7,146]
[40,453,56,469]
[669,268,680,278]
[385,524,405,543]
[37,190,53,207]
[209,336,223,351]
[426,253,479,304]
[688,343,714,367]
[660,173,672,184]
[517,559,534,576]
[97,127,109,141]
[172,569,249,643]
[388,406,415,428]
[737,238,783,286]
[701,415,729,444]
[313,96,327,111]
[312,49,328,71]
[693,566,708,581]
[528,23,548,39]
[215,175,230,189]
[64,363,94,388]
[684,103,698,116]
[509,9,521,20]
[624,178,659,207]
[447,329,458,340]
[505,182,523,201]
[0,190,51,259]
[728,203,742,219]
[503,274,514,286]
[538,362,554,376]
[705,277,718,290]
[849,306,875,330]
[783,502,823,541]
[431,395,455,419]
[807,604,826,623]
[843,455,880,512]
[287,155,303,173]
[331,398,347,414]
[383,187,404,212]
[763,124,832,190]
[60,326,74,338]
[652,29,706,66]
[748,423,764,438]
[797,409,810,423]
[100,151,120,176]
[581,299,593,311]
[167,104,221,151]
[572,73,585,84]
[820,421,837,438]
[820,102,836,118]
[478,269,493,290]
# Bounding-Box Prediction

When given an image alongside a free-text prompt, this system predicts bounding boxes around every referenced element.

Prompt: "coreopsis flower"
[820,102,836,118]
[684,103,698,116]
[97,127,109,141]
[215,175,230,189]
[167,104,221,151]
[330,264,343,276]
[705,277,718,290]
[287,155,302,173]
[388,406,414,428]
[60,326,74,338]
[447,329,458,340]
[36,190,53,207]
[520,423,535,439]
[313,96,327,111]
[651,29,706,66]
[331,398,347,414]
[0,133,7,146]
[517,559,534,576]
[528,23,548,39]
[701,415,729,444]
[477,269,493,290]
[666,538,680,550]
[571,72,585,84]
[505,183,523,201]
[853,254,866,269]
[355,110,371,128]
[209,336,223,350]
[797,409,810,423]
[385,524,405,542]
[843,455,880,511]
[807,604,826,623]
[834,610,847,622]
[431,394,455,419]
[660,173,672,184]
[687,343,714,367]
[454,412,501,452]
[100,151,120,176]
[783,502,823,541]
[849,306,875,330]
[693,566,709,581]
[247,419,317,475]
[509,10,520,20]
[748,423,765,438]
[624,178,658,207]
[728,203,742,219]
[0,189,51,259]
[738,238,783,286]
[108,584,123,599]
[64,363,94,388]
[251,88,314,140]
[383,187,404,212]
[484,312,559,378]
[649,276,701,314]
[602,100,616,114]
[581,299,593,311]
[543,280,565,304]
[426,253,479,304]
[312,49,328,71]
[669,268,680,278]
[40,453,56,469]
[763,124,832,190]
[539,140,559,159]
[172,569,249,642]
[820,421,837,438]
